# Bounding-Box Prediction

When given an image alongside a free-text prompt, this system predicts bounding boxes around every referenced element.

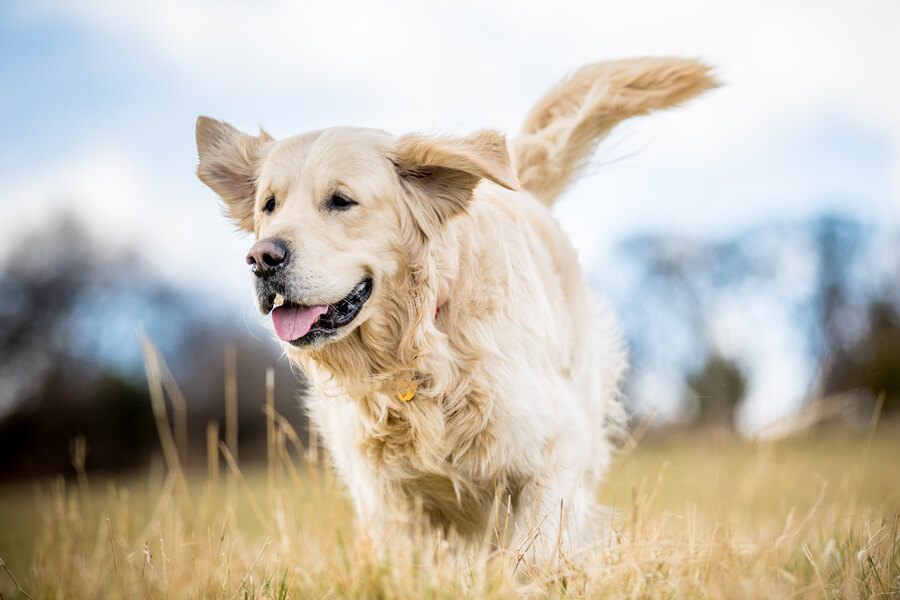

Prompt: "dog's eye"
[326,192,357,211]
[263,196,276,214]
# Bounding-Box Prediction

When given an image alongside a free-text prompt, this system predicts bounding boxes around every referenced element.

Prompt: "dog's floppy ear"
[393,130,519,238]
[196,116,273,232]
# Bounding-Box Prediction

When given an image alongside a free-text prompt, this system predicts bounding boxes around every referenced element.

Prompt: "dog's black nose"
[246,239,287,276]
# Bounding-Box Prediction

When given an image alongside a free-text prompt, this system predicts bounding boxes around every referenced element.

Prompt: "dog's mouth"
[266,278,372,347]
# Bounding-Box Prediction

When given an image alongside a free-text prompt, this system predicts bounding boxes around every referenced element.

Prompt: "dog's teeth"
[274,294,285,307]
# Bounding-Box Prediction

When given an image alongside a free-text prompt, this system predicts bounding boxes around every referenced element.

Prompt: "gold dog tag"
[396,378,418,402]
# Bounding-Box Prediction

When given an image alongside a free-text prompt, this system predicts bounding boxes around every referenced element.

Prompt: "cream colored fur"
[196,57,714,557]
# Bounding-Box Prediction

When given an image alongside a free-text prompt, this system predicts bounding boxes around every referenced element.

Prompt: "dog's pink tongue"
[272,304,328,341]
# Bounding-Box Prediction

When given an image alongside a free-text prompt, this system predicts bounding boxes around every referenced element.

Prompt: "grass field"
[1,418,898,599]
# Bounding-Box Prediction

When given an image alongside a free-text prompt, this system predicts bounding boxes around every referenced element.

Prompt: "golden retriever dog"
[195,58,713,556]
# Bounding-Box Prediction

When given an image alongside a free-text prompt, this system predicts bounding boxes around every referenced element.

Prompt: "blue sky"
[1,0,898,430]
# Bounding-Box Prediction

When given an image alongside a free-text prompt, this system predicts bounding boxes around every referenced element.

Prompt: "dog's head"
[196,118,517,355]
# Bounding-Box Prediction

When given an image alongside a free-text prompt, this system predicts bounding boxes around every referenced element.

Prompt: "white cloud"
[14,0,900,132]
[10,0,899,226]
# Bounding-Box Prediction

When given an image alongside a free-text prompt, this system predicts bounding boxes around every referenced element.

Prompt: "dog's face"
[245,127,403,349]
[196,118,517,351]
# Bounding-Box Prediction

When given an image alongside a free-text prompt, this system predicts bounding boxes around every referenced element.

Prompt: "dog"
[195,58,714,555]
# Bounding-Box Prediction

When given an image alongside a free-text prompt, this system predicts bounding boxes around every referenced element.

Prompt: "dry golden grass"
[0,347,898,599]
[0,428,898,598]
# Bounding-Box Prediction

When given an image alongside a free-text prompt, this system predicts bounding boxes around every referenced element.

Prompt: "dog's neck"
[288,230,463,406]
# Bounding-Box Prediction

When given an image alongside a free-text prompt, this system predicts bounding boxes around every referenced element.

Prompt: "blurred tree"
[802,215,900,419]
[685,353,747,429]
[614,213,897,430]
[0,215,305,480]
[616,234,751,429]
[823,299,900,416]
[807,215,867,360]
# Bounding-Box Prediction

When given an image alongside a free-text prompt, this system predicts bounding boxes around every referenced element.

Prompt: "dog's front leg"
[507,474,597,568]
[348,476,421,552]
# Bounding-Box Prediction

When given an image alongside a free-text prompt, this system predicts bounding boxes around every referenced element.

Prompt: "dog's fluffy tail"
[510,57,716,206]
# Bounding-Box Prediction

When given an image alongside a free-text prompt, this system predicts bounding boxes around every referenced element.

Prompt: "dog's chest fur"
[305,353,531,535]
